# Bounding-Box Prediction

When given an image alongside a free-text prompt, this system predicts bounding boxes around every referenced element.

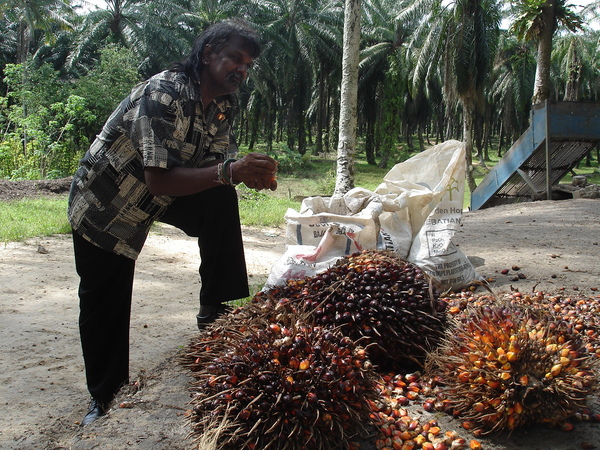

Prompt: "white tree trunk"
[334,0,361,197]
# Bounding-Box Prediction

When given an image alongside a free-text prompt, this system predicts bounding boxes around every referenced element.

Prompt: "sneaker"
[196,303,233,330]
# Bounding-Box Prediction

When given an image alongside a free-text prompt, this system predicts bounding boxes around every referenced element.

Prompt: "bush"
[0,46,140,180]
[269,144,314,176]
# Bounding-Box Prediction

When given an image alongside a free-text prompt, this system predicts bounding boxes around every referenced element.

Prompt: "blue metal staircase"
[470,101,600,210]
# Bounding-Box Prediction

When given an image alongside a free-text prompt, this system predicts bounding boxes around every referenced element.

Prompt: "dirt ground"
[0,179,599,449]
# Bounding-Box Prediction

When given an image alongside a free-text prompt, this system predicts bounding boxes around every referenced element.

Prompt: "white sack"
[265,140,480,291]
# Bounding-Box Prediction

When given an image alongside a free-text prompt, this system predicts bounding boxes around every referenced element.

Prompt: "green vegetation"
[0,197,71,242]
[2,148,597,243]
[1,0,599,243]
[2,0,599,183]
[237,185,300,226]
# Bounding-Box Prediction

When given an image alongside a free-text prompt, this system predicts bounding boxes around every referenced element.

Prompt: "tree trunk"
[474,113,486,167]
[482,106,492,161]
[564,47,581,101]
[334,0,361,197]
[463,101,477,193]
[315,64,326,155]
[286,103,296,151]
[248,98,262,151]
[266,99,274,153]
[405,125,413,150]
[532,1,557,105]
[17,21,30,64]
[365,120,376,165]
[297,72,307,155]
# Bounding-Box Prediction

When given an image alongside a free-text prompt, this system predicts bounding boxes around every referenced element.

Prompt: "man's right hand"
[232,153,278,191]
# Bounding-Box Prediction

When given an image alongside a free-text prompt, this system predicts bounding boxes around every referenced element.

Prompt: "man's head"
[178,19,261,88]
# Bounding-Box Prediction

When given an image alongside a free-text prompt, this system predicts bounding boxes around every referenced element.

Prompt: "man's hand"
[143,153,278,197]
[231,153,278,191]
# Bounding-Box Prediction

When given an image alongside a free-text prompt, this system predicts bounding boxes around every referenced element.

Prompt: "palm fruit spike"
[426,302,598,434]
[187,320,378,449]
[181,298,304,377]
[257,250,447,370]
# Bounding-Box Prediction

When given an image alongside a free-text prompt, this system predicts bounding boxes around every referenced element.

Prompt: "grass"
[0,197,71,242]
[1,146,597,243]
[237,185,300,226]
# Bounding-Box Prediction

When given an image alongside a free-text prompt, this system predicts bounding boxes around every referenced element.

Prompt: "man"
[68,19,278,426]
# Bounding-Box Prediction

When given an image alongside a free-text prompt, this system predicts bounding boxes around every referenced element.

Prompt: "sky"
[78,0,599,10]
[76,0,599,29]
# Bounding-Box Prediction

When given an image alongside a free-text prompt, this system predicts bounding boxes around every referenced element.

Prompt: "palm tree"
[70,0,191,77]
[580,0,600,29]
[0,17,18,69]
[509,0,583,105]
[409,0,501,192]
[334,0,361,196]
[359,0,413,165]
[1,0,74,64]
[489,33,535,155]
[1,0,74,159]
[249,0,343,156]
[552,31,600,101]
[183,0,244,28]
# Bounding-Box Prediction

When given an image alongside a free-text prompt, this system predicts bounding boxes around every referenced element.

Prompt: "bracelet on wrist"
[217,158,239,186]
[223,158,239,186]
[216,162,227,185]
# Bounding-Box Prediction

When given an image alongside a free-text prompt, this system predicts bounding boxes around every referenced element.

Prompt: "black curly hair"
[171,18,261,82]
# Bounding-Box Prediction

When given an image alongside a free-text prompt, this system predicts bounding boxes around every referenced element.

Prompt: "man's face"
[201,35,255,97]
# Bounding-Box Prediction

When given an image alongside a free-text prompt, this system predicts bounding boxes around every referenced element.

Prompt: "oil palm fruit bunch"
[426,302,598,434]
[186,319,378,449]
[181,300,294,376]
[256,250,447,370]
[544,294,600,358]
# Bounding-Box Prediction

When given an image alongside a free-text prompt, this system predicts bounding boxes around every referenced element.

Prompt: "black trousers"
[73,185,249,403]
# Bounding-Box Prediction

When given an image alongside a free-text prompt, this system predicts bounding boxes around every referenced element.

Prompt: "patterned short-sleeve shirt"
[68,70,238,260]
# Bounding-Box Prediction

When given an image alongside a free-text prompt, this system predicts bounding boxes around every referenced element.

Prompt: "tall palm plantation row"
[1,0,599,187]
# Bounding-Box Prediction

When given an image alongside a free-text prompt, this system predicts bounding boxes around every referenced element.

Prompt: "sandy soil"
[1,197,599,450]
